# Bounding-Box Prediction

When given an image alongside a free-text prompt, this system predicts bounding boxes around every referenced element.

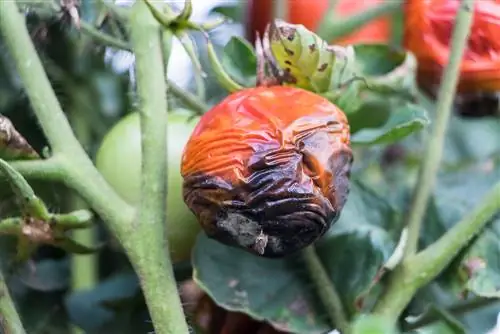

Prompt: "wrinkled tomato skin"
[181,86,353,258]
[404,0,500,94]
[246,0,391,45]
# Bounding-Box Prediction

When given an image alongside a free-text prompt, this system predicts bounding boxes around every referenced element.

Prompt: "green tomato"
[95,110,201,263]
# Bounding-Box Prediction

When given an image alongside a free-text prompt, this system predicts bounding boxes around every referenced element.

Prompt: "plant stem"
[316,2,401,42]
[273,0,287,20]
[403,0,476,258]
[414,180,500,284]
[69,106,97,334]
[373,181,500,322]
[128,1,189,333]
[372,0,477,322]
[0,0,134,235]
[80,20,131,51]
[167,79,209,115]
[302,246,348,332]
[0,271,26,334]
[404,297,500,331]
[8,158,64,181]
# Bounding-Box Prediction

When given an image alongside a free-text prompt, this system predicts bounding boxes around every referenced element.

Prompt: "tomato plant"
[246,0,391,45]
[96,110,201,264]
[2,0,500,334]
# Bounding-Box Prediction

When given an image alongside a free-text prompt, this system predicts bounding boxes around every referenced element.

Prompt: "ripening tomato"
[181,86,353,258]
[95,110,201,263]
[246,0,392,45]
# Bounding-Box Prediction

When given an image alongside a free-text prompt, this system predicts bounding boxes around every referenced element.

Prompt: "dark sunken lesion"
[455,92,500,118]
[183,143,353,258]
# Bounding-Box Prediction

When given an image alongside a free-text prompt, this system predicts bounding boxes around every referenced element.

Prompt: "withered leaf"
[0,115,39,160]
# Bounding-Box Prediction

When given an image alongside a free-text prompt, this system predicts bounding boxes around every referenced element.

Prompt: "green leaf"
[192,181,402,333]
[193,233,329,334]
[221,36,257,87]
[443,115,500,167]
[211,4,243,22]
[315,181,402,314]
[351,103,430,145]
[429,162,500,298]
[17,258,69,292]
[352,44,417,100]
[353,44,414,79]
[0,115,39,160]
[65,272,141,332]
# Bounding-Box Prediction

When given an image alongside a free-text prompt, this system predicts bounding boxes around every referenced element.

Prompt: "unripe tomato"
[95,110,201,263]
[181,86,353,258]
[246,0,391,45]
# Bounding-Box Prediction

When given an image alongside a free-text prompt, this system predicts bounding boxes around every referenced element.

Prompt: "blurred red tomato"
[246,0,391,45]
[404,0,500,94]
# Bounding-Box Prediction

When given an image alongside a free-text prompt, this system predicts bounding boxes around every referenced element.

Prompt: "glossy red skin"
[404,0,500,94]
[246,0,391,45]
[181,86,353,258]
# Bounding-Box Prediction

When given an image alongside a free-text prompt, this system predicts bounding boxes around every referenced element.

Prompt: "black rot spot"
[317,63,328,72]
[309,44,317,53]
[285,48,294,56]
[284,60,292,65]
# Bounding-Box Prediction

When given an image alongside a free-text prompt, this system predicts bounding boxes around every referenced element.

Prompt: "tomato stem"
[167,79,209,114]
[403,0,476,259]
[68,98,98,334]
[372,0,479,322]
[0,271,26,334]
[79,20,132,51]
[128,1,191,334]
[316,1,401,43]
[302,245,349,332]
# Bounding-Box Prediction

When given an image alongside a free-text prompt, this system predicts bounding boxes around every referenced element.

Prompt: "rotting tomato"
[95,110,201,263]
[404,0,500,116]
[246,0,391,46]
[181,86,353,258]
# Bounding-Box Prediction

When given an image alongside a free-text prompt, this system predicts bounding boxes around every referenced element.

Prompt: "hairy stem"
[317,1,401,42]
[0,271,26,334]
[414,181,500,286]
[127,1,189,333]
[302,246,348,332]
[403,0,475,257]
[372,0,477,322]
[8,158,65,181]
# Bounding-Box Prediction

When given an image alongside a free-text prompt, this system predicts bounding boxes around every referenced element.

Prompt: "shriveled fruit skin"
[181,86,353,258]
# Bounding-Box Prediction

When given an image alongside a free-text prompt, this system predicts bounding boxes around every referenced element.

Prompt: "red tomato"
[181,86,353,258]
[404,0,500,94]
[246,0,392,45]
